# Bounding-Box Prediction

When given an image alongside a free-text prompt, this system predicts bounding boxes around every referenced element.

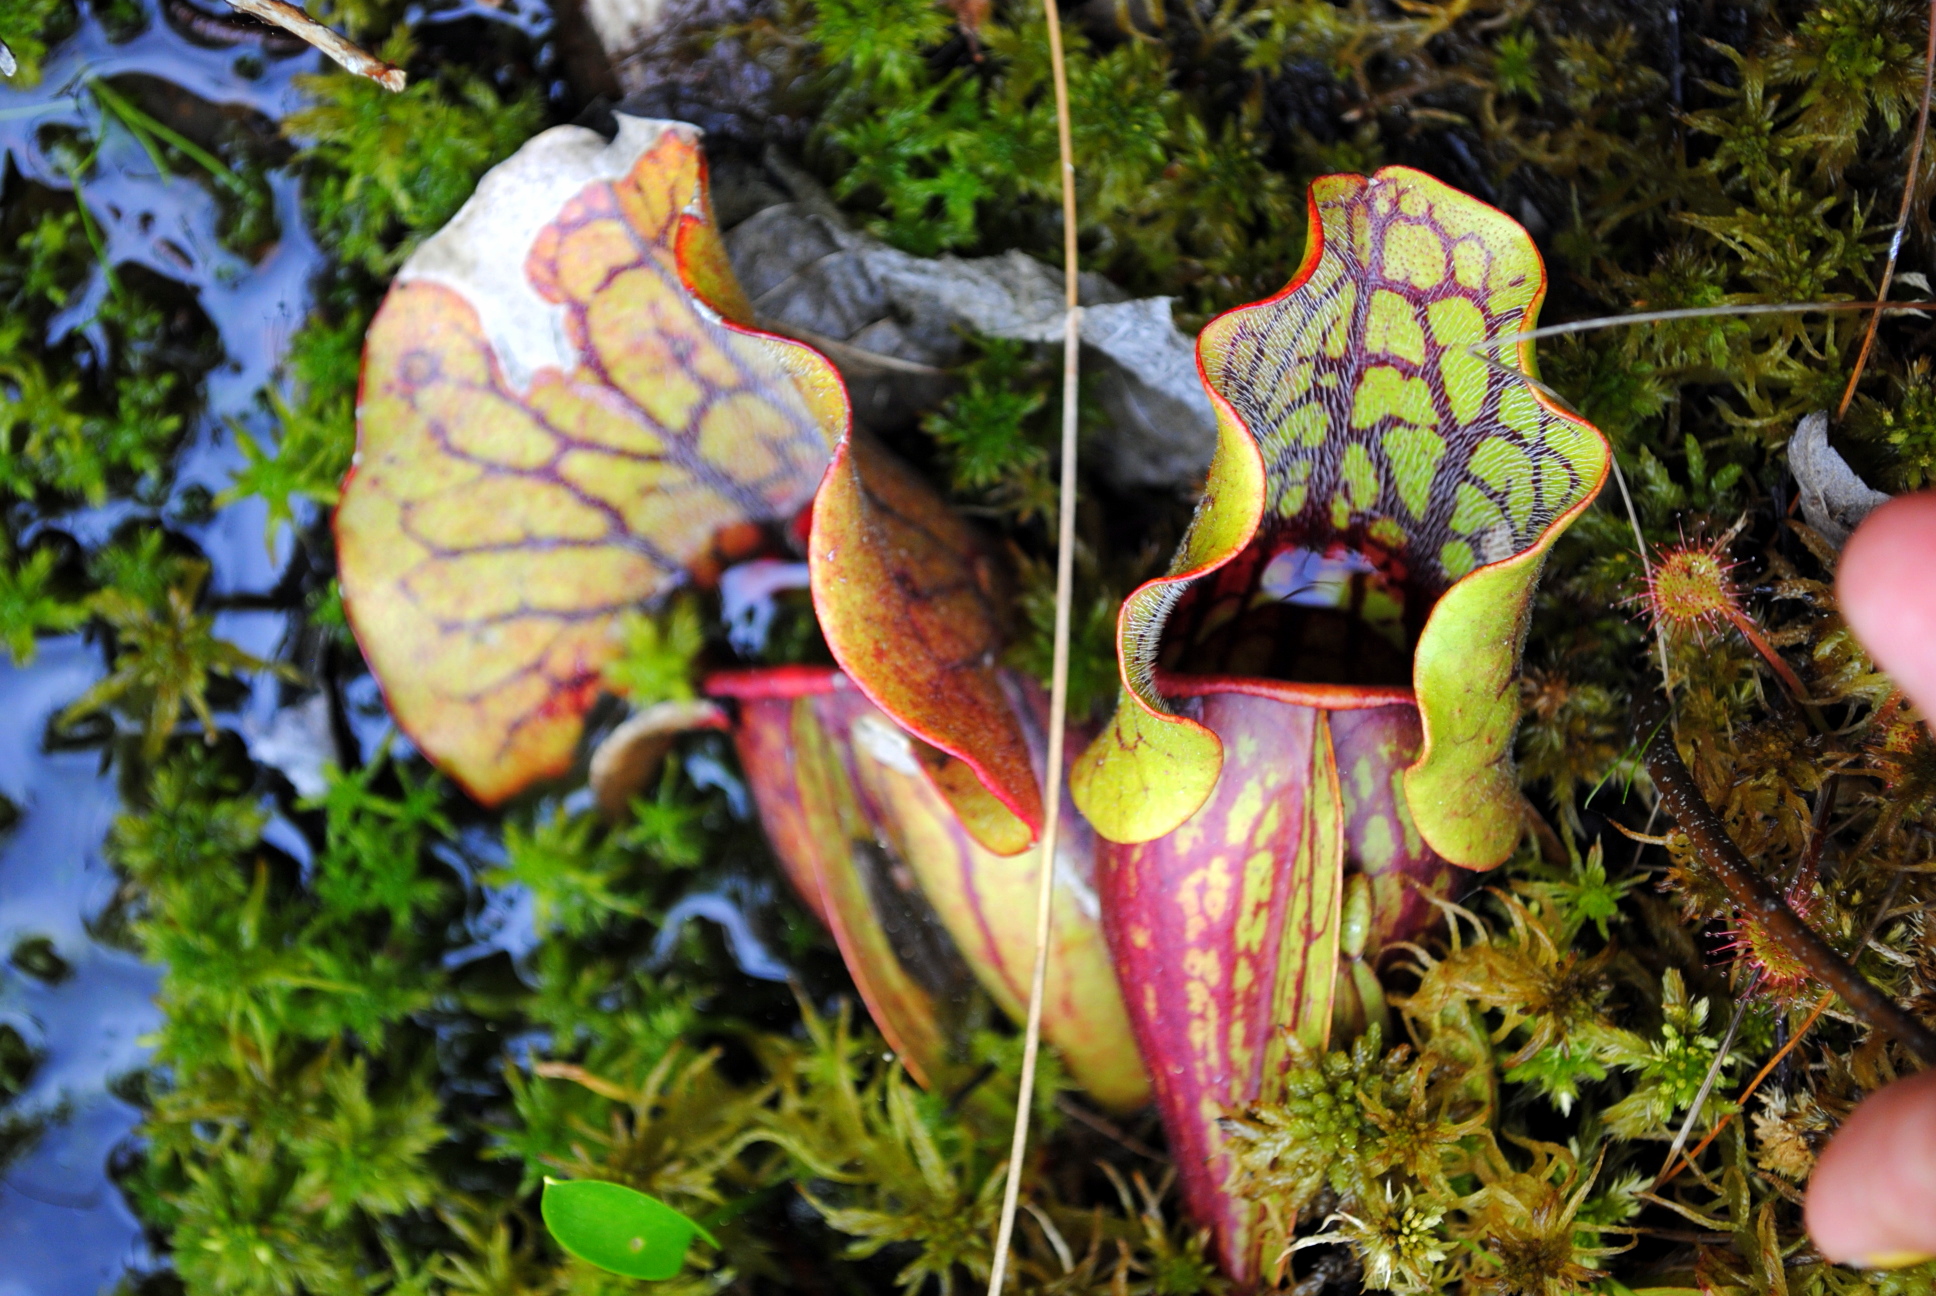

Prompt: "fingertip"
[1838,492,1936,718]
[1807,1068,1936,1265]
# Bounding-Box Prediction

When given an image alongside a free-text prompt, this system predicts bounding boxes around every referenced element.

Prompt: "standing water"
[0,1,549,1288]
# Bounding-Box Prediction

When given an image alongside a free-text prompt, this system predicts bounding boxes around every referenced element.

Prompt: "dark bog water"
[0,3,540,1289]
[0,8,315,1286]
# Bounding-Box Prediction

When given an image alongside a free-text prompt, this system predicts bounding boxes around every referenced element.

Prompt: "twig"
[530,1060,636,1104]
[986,0,1080,1289]
[1835,0,1936,420]
[1638,695,1936,1066]
[222,0,407,90]
[754,316,950,376]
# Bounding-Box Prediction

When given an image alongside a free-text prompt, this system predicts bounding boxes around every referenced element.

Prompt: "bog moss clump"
[4,0,1936,1292]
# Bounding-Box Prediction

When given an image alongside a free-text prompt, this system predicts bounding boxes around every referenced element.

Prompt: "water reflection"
[1,4,324,1289]
[0,637,160,1293]
[0,0,551,1285]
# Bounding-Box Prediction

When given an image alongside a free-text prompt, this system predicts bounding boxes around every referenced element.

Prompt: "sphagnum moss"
[5,0,1936,1292]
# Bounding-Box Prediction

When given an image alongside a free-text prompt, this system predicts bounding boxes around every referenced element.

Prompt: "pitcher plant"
[1070,168,1610,1282]
[335,113,1147,1115]
[336,114,1607,1284]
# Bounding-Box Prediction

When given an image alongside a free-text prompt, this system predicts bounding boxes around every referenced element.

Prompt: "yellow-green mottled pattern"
[1096,700,1343,1284]
[1075,168,1608,857]
[1198,168,1603,591]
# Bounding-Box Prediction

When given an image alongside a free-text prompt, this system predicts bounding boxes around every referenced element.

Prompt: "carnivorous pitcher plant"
[1070,167,1610,1281]
[339,117,1606,1283]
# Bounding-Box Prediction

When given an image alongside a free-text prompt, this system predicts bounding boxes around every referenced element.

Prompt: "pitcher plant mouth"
[1151,671,1412,708]
[1152,536,1429,692]
[1073,166,1610,868]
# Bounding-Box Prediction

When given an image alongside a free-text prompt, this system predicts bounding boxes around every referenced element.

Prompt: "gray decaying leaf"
[580,0,667,66]
[718,157,1218,493]
[1788,411,1890,547]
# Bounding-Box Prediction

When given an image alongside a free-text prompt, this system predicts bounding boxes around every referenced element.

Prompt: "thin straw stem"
[1656,990,1835,1188]
[984,0,1080,1291]
[1466,300,1930,425]
[1654,969,1759,1185]
[1608,455,1674,703]
[1473,299,1926,359]
[1835,0,1936,421]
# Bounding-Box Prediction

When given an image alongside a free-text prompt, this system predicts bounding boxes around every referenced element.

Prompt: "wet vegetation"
[3,0,1936,1292]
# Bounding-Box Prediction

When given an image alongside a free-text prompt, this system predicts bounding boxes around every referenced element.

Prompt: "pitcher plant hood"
[1071,166,1610,869]
[336,116,846,804]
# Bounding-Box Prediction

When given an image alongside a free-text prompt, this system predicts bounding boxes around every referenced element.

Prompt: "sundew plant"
[1,0,1935,1293]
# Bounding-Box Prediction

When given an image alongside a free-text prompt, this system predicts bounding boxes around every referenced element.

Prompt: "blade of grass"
[88,81,174,182]
[64,168,123,302]
[90,78,249,196]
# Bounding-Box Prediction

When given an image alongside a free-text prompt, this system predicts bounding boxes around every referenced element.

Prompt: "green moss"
[603,597,706,705]
[922,337,1051,497]
[0,536,85,665]
[7,0,1936,1292]
[221,304,370,540]
[0,0,76,86]
[57,563,293,762]
[285,36,544,277]
[785,0,1301,318]
[1852,356,1936,489]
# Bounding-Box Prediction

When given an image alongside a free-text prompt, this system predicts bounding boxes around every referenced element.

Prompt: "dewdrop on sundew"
[1632,533,1810,700]
[1720,885,1821,1000]
[1644,540,1744,637]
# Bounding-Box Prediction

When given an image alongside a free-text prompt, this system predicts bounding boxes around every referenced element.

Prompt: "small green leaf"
[540,1177,715,1281]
